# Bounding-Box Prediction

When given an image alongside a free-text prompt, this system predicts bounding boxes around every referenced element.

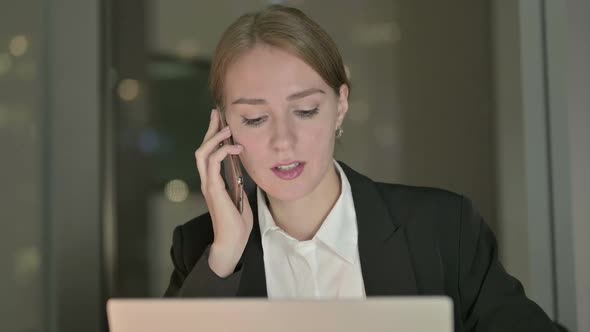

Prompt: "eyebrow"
[230,88,326,105]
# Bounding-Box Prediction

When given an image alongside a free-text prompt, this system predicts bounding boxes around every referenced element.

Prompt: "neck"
[266,162,341,241]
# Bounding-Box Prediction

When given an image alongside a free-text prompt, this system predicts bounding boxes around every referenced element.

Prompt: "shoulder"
[370,181,485,257]
[338,160,466,224]
[373,181,489,265]
[373,182,465,226]
[339,160,471,232]
[374,182,462,208]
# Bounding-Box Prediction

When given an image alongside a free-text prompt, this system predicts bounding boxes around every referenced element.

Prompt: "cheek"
[230,124,261,146]
[305,123,334,151]
[232,131,266,170]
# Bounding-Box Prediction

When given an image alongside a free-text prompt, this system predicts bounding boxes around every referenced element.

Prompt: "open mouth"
[275,162,300,171]
[272,162,305,180]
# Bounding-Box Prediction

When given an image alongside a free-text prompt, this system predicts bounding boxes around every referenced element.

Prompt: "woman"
[164,5,556,332]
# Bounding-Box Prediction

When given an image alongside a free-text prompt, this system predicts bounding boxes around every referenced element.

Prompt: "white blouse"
[257,160,366,299]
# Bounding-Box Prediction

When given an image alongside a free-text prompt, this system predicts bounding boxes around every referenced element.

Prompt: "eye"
[241,115,267,127]
[294,108,319,118]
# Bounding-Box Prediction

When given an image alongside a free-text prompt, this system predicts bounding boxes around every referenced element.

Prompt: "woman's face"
[223,44,348,202]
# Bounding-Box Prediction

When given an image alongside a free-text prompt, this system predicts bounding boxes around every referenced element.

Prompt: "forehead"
[224,45,330,100]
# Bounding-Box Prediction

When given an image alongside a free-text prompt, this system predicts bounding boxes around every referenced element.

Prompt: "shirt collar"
[257,184,280,238]
[257,159,358,263]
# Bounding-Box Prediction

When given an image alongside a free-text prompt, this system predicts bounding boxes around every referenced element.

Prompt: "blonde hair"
[210,5,350,109]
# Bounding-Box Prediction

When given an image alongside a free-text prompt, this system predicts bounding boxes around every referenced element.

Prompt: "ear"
[336,84,349,128]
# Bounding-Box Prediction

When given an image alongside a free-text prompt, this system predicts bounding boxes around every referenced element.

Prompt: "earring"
[335,127,344,138]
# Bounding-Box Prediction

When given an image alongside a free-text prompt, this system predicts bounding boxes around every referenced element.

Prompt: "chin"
[257,171,321,202]
[265,187,309,202]
[259,180,309,202]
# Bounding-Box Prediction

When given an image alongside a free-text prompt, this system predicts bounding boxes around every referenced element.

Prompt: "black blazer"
[164,161,556,332]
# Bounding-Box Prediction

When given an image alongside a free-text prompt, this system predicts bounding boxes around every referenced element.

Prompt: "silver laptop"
[107,297,453,332]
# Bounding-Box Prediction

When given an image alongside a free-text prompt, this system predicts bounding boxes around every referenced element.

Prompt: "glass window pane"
[0,0,44,330]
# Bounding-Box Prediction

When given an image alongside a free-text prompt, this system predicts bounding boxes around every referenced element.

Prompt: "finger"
[202,109,222,144]
[196,126,232,187]
[196,109,219,186]
[195,148,208,190]
[198,126,231,165]
[206,144,243,192]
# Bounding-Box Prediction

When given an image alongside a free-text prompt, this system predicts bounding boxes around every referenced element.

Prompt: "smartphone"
[218,110,244,214]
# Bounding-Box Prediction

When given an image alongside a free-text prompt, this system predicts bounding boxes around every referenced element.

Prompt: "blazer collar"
[338,161,418,296]
[236,160,417,297]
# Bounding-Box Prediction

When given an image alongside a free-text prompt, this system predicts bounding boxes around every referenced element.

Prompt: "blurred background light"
[164,179,189,203]
[139,129,160,154]
[13,246,40,285]
[117,78,140,101]
[9,35,29,57]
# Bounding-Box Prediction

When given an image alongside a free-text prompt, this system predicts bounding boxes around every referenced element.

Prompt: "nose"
[270,116,297,153]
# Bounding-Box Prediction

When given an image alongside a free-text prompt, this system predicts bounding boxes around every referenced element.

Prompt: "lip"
[271,161,305,180]
[272,160,304,168]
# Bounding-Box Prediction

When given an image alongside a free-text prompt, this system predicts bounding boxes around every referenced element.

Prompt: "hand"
[194,109,254,277]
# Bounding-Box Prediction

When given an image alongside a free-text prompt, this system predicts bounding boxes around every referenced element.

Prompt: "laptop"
[107,297,453,332]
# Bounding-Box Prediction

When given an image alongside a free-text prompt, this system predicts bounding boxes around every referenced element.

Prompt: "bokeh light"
[164,179,189,203]
[117,79,140,101]
[9,35,29,57]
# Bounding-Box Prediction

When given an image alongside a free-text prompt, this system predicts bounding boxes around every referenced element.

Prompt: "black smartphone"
[218,110,244,214]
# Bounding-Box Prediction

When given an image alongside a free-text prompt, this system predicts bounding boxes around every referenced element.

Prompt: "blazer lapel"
[236,193,268,297]
[339,161,418,296]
